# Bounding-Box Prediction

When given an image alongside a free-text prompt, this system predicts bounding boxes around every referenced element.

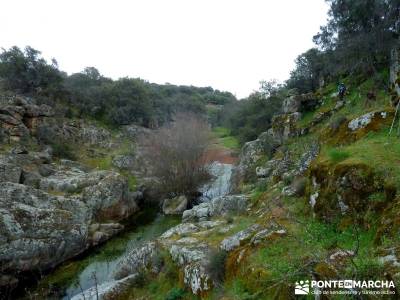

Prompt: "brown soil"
[203,144,238,164]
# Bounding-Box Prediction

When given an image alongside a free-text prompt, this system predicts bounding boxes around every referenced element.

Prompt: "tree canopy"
[287,0,400,92]
[0,46,236,128]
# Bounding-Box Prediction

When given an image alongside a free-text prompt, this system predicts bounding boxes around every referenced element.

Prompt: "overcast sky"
[1,0,328,98]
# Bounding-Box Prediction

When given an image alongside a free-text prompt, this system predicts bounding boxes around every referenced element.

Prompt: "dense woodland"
[0,47,236,128]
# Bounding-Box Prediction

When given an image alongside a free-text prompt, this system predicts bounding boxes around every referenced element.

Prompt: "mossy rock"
[225,246,249,279]
[309,161,383,222]
[314,262,338,279]
[321,109,394,146]
[375,196,400,244]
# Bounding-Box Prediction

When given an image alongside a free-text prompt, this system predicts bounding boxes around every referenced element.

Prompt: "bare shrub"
[139,112,212,198]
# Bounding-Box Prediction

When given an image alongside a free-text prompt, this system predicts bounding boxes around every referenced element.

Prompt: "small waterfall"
[198,161,234,202]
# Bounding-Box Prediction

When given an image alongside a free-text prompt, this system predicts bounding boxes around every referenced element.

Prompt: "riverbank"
[17,209,180,299]
[10,127,238,300]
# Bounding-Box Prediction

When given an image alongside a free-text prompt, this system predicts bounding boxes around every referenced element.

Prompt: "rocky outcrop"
[323,109,392,145]
[270,112,301,144]
[162,195,188,215]
[0,182,89,280]
[220,224,261,251]
[182,195,248,222]
[170,242,211,294]
[0,155,139,287]
[231,131,279,187]
[308,161,383,221]
[121,124,151,140]
[283,93,320,114]
[0,95,53,141]
[113,242,159,280]
[348,110,389,132]
[112,154,135,170]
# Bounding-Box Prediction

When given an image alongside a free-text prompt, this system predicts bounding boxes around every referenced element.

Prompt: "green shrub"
[206,249,227,285]
[165,287,186,300]
[327,148,350,163]
[226,216,234,224]
[132,270,147,288]
[51,141,76,160]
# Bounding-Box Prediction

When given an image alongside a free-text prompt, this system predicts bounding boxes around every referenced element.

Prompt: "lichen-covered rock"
[256,153,293,183]
[231,131,279,187]
[270,112,301,144]
[348,111,389,131]
[296,144,319,174]
[183,263,211,295]
[324,110,393,145]
[282,93,320,114]
[169,243,212,295]
[0,161,21,183]
[160,223,200,239]
[169,243,209,266]
[255,166,270,178]
[78,124,112,147]
[220,224,261,251]
[0,152,51,185]
[89,223,124,246]
[182,195,248,222]
[111,154,135,170]
[283,95,301,113]
[0,182,90,283]
[0,96,54,141]
[250,228,286,245]
[39,168,108,193]
[308,161,383,221]
[162,195,188,215]
[82,172,139,221]
[113,242,158,280]
[1,169,139,286]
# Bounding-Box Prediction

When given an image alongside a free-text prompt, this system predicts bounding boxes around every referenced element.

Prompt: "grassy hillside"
[114,76,400,299]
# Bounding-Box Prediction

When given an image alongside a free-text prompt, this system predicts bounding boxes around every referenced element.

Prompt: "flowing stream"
[198,161,233,202]
[23,159,234,299]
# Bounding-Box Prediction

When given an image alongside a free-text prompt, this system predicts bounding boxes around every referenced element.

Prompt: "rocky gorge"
[0,95,142,296]
[2,77,400,300]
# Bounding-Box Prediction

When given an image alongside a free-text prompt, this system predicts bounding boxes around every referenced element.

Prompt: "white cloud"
[0,0,328,98]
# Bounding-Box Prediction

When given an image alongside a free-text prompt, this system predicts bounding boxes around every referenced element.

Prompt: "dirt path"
[203,141,239,164]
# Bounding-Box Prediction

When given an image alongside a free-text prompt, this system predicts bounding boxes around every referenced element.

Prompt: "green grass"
[213,127,240,150]
[213,127,231,138]
[220,136,240,150]
[319,128,400,188]
[297,77,391,130]
[327,147,351,163]
[297,110,315,128]
[80,138,134,171]
[236,216,380,296]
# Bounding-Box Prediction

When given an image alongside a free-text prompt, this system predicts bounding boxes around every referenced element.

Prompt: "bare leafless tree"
[139,112,212,198]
